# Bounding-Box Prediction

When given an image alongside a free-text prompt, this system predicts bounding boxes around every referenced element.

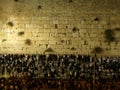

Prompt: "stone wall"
[0,0,120,55]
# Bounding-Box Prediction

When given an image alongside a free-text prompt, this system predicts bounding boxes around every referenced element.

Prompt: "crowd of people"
[0,54,120,90]
[0,77,120,90]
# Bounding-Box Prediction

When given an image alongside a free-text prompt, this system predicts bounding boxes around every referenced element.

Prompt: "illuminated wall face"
[0,0,120,55]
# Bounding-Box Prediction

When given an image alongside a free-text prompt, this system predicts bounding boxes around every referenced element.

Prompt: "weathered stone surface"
[0,0,120,55]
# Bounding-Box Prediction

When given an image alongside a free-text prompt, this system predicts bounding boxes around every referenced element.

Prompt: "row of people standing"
[0,54,120,80]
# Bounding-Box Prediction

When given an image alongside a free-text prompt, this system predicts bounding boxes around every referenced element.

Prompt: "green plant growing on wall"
[2,39,7,42]
[38,5,42,9]
[25,39,31,45]
[72,27,79,32]
[94,17,99,21]
[114,27,120,31]
[70,47,76,50]
[104,29,115,42]
[44,48,54,52]
[92,46,103,54]
[68,0,73,3]
[55,24,58,29]
[14,0,19,2]
[7,21,14,27]
[18,31,24,36]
